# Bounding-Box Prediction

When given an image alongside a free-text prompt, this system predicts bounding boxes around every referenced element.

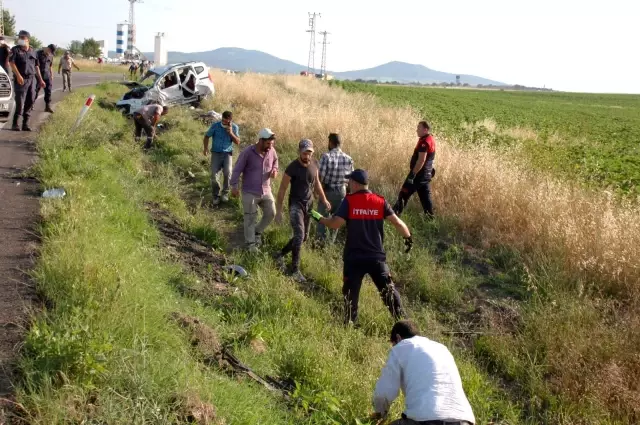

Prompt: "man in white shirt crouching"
[372,320,476,425]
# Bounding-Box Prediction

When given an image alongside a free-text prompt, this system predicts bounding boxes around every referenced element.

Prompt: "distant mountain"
[333,61,505,86]
[111,47,504,85]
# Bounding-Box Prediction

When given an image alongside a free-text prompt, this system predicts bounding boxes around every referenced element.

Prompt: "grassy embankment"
[9,71,640,424]
[10,82,519,424]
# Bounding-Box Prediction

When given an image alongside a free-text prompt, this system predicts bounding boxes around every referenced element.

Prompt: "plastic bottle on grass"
[42,188,66,199]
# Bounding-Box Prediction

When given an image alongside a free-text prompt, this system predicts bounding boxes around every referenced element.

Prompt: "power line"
[306,12,320,74]
[318,30,330,79]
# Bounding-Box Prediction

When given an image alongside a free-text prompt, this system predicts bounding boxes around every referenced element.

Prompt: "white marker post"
[70,94,96,132]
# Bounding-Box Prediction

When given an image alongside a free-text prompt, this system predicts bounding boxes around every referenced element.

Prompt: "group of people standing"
[200,112,436,322]
[2,30,80,131]
[200,114,475,425]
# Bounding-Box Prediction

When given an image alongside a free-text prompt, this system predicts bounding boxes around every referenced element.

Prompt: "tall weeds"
[208,70,640,301]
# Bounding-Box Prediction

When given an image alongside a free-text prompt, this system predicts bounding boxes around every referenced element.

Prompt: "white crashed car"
[0,66,12,118]
[116,61,215,114]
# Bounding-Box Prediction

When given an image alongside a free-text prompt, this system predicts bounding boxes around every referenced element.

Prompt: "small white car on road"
[116,61,214,115]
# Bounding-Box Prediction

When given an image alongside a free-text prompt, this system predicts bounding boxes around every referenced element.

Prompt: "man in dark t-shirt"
[316,169,413,324]
[274,139,331,283]
[393,120,436,217]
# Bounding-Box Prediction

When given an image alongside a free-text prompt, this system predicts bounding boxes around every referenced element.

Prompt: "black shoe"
[143,140,152,150]
[11,124,20,131]
[22,124,32,132]
[45,105,54,113]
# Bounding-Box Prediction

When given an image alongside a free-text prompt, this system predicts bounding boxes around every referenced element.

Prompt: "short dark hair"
[418,121,430,131]
[390,320,419,341]
[222,111,233,120]
[328,133,341,146]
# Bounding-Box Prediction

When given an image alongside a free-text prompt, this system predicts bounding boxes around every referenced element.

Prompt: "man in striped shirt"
[317,133,354,244]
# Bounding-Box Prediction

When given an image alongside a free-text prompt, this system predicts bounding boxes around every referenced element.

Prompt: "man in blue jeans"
[202,111,240,205]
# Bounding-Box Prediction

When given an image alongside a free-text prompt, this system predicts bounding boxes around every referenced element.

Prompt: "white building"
[154,33,168,66]
[97,40,109,58]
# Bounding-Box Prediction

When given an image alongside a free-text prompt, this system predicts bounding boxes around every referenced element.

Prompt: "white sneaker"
[255,233,262,247]
[247,245,259,254]
[212,197,221,206]
[290,270,307,283]
[221,194,229,203]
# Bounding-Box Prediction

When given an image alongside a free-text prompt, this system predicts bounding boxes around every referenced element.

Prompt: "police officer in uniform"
[36,44,56,113]
[9,30,45,131]
[315,169,414,325]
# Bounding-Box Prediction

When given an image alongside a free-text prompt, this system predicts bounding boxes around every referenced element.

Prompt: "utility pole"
[306,12,320,75]
[319,31,330,79]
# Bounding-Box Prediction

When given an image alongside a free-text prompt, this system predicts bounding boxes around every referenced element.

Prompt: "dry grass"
[65,59,126,74]
[207,70,640,302]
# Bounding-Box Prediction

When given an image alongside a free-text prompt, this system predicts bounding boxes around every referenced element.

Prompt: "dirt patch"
[171,313,222,360]
[146,203,235,299]
[170,392,221,425]
[170,313,293,399]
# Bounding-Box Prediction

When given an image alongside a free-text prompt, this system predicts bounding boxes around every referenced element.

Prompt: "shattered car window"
[140,71,160,86]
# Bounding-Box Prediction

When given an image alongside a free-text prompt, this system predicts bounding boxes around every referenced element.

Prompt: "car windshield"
[140,71,160,86]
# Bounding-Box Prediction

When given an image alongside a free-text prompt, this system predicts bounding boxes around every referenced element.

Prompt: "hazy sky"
[8,0,640,93]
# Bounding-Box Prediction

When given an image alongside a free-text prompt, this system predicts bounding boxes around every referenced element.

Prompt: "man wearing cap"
[370,320,476,425]
[58,51,80,92]
[202,110,240,206]
[230,128,279,252]
[36,44,56,113]
[9,30,46,132]
[393,121,436,218]
[0,36,10,74]
[316,169,412,324]
[317,133,354,245]
[274,139,331,283]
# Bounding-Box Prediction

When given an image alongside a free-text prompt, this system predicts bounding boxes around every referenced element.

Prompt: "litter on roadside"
[42,188,66,199]
[224,265,248,278]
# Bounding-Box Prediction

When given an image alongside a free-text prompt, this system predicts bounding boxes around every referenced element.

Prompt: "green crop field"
[336,82,640,196]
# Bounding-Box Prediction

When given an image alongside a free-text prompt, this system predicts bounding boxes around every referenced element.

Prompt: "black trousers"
[280,200,312,272]
[13,75,36,125]
[35,77,53,106]
[393,180,434,217]
[342,259,404,324]
[133,113,154,147]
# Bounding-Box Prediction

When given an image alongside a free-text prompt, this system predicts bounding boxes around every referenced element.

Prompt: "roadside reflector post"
[70,94,96,133]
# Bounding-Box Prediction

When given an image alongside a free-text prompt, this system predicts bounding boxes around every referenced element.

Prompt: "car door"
[156,69,183,105]
[179,65,199,103]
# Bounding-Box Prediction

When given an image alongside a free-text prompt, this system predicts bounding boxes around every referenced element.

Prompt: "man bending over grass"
[370,320,476,425]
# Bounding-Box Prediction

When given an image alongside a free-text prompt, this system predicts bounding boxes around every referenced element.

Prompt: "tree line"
[2,9,102,57]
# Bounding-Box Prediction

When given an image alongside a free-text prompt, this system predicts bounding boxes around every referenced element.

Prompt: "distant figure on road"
[58,51,80,92]
[139,61,145,76]
[36,44,56,113]
[129,63,138,78]
[230,128,279,252]
[393,121,436,218]
[133,102,168,150]
[202,111,240,206]
[316,133,353,245]
[370,320,476,425]
[0,36,11,74]
[9,30,46,132]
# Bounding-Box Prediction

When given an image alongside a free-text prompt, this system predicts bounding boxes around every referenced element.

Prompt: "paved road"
[0,73,121,398]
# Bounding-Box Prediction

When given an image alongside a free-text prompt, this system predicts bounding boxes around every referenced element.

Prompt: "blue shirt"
[205,121,240,153]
